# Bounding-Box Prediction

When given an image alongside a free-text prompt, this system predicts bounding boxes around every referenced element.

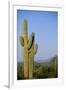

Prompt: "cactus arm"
[34,44,38,54]
[27,32,35,50]
[20,36,24,46]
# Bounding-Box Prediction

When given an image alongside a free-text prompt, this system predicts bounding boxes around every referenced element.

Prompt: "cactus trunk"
[22,20,29,79]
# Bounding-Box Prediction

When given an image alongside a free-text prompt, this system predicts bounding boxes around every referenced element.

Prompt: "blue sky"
[17,10,58,62]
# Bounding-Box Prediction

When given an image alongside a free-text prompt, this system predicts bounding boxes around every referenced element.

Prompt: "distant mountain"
[35,55,58,63]
[18,55,58,64]
[35,59,50,63]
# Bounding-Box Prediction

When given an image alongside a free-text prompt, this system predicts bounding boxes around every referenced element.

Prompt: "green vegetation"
[17,56,58,80]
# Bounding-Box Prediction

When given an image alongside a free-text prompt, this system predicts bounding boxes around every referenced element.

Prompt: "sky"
[17,10,58,62]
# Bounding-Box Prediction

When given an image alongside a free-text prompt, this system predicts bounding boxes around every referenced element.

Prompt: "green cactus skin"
[20,36,24,46]
[20,20,38,79]
[34,44,38,54]
[27,32,34,50]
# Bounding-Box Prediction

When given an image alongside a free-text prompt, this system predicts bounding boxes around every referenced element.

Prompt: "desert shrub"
[17,63,24,80]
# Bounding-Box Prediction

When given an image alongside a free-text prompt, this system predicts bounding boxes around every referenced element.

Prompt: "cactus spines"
[20,19,38,79]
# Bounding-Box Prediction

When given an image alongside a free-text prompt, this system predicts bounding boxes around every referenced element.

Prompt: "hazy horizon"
[18,55,58,63]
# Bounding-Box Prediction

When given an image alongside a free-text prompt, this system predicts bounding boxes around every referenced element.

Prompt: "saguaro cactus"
[20,20,38,79]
